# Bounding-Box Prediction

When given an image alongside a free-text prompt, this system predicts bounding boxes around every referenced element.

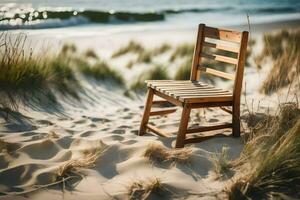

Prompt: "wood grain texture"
[138,24,249,147]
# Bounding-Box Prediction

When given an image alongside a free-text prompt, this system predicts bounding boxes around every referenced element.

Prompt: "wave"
[0,10,165,30]
[0,5,298,30]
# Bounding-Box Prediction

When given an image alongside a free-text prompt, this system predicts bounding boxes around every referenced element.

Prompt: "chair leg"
[175,104,191,148]
[232,103,240,137]
[139,88,154,136]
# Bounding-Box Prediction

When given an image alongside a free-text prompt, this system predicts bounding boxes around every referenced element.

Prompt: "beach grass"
[77,60,125,86]
[210,146,232,177]
[128,178,171,200]
[152,43,171,56]
[56,145,105,181]
[0,139,8,153]
[61,43,77,55]
[169,43,194,62]
[130,65,169,92]
[0,33,81,111]
[143,143,193,165]
[137,50,152,63]
[112,40,144,58]
[84,48,98,59]
[229,103,300,199]
[174,56,192,80]
[257,30,300,94]
[174,56,216,83]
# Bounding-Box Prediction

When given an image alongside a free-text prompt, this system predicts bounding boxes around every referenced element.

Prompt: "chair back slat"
[203,41,239,53]
[200,52,238,65]
[190,23,248,100]
[199,66,235,80]
[204,26,242,43]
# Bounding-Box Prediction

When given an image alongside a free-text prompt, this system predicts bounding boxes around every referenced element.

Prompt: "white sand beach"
[1,4,300,198]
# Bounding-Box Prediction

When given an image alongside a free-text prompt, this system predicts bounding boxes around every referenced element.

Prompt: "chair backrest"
[190,24,248,103]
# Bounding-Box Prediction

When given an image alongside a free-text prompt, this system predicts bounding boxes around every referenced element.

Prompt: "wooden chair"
[138,24,249,148]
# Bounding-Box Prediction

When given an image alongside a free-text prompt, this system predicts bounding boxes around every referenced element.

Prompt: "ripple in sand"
[20,139,60,160]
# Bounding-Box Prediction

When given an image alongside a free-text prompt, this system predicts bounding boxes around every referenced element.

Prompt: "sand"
[0,19,299,199]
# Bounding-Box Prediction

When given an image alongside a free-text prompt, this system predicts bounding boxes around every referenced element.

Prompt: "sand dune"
[1,19,300,199]
[0,76,244,199]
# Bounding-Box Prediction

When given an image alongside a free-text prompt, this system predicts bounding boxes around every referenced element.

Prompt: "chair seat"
[146,80,233,103]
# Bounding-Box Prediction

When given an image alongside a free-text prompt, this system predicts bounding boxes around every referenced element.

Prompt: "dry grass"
[174,56,192,80]
[228,103,300,199]
[174,56,216,83]
[137,51,152,63]
[152,43,171,56]
[61,43,77,55]
[143,143,194,165]
[169,43,194,62]
[48,131,60,139]
[257,30,300,94]
[0,139,8,153]
[210,146,232,176]
[112,40,144,58]
[128,178,172,200]
[130,65,169,93]
[78,60,124,85]
[0,33,81,111]
[126,60,135,69]
[56,142,106,181]
[245,38,256,67]
[84,48,98,59]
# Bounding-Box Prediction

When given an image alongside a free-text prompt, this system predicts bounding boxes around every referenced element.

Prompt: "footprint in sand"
[118,125,132,129]
[208,118,219,123]
[22,131,39,137]
[73,119,88,124]
[36,119,53,125]
[130,130,139,135]
[90,117,111,123]
[112,129,126,134]
[81,130,96,137]
[89,123,97,128]
[121,139,138,145]
[20,139,59,160]
[122,115,133,119]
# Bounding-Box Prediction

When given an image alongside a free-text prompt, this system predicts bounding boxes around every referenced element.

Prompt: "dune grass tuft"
[78,60,124,86]
[112,40,144,58]
[128,178,172,200]
[0,139,8,153]
[48,131,60,139]
[228,103,300,199]
[130,65,169,93]
[84,48,98,59]
[0,33,81,111]
[152,43,171,56]
[210,146,232,177]
[257,30,300,94]
[169,43,194,62]
[56,143,106,182]
[143,143,193,165]
[61,43,77,55]
[137,51,152,63]
[126,60,135,69]
[174,56,216,83]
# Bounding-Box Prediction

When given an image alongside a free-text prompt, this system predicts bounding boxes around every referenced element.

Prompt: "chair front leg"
[175,104,191,148]
[139,88,154,136]
[232,103,240,137]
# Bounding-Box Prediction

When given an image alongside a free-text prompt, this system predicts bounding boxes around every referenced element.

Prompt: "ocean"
[0,0,300,30]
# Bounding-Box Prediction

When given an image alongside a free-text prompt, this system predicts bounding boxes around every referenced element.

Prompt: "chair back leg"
[139,88,154,136]
[175,104,191,148]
